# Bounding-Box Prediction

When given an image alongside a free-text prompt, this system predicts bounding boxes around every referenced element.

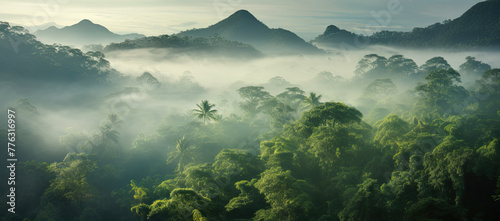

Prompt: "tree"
[137,72,161,89]
[363,79,398,102]
[182,163,223,198]
[167,136,194,174]
[237,86,272,117]
[416,56,452,80]
[418,139,473,205]
[44,153,97,204]
[309,126,350,171]
[193,100,218,125]
[477,69,500,116]
[260,97,296,129]
[277,87,306,110]
[213,149,262,184]
[301,102,363,129]
[268,76,290,86]
[414,68,468,115]
[101,114,122,143]
[482,68,500,83]
[338,177,387,221]
[386,55,418,78]
[130,203,150,221]
[420,57,451,73]
[459,56,491,78]
[130,180,150,203]
[192,209,208,221]
[373,114,410,146]
[225,179,267,218]
[147,188,210,221]
[254,167,313,221]
[381,171,419,218]
[83,114,122,156]
[354,54,387,79]
[302,92,323,110]
[315,71,345,82]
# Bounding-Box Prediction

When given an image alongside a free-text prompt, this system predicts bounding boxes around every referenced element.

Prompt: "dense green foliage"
[104,34,262,58]
[3,56,500,220]
[1,17,499,221]
[0,22,119,84]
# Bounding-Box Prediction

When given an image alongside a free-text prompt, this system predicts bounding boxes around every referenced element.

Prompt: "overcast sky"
[0,0,483,40]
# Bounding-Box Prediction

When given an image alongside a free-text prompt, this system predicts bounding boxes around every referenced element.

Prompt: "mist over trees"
[2,45,499,220]
[1,3,500,221]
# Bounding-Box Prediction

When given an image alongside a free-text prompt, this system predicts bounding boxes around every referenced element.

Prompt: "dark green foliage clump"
[0,22,118,84]
[104,34,262,58]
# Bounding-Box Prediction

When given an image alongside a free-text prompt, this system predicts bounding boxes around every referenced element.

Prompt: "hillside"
[0,21,119,84]
[312,0,500,49]
[311,25,361,47]
[103,34,263,58]
[179,10,324,55]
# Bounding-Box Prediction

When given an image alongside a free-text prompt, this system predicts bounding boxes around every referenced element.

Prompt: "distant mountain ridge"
[312,0,500,49]
[34,19,145,46]
[179,10,324,55]
[311,25,361,48]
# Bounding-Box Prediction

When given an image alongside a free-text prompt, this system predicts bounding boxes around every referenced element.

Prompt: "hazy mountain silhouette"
[34,19,145,46]
[179,10,324,55]
[312,0,500,49]
[311,25,361,48]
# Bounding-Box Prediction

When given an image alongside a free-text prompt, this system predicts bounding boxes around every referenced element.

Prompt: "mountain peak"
[67,19,111,33]
[46,26,59,31]
[200,9,269,37]
[77,19,94,25]
[224,9,261,24]
[232,9,253,17]
[313,0,500,48]
[324,25,341,35]
[179,9,323,54]
[33,18,145,46]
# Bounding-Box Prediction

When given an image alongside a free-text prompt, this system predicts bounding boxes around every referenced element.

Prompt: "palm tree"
[100,114,122,156]
[106,113,123,128]
[167,136,193,174]
[193,100,218,125]
[302,92,323,109]
[82,114,122,156]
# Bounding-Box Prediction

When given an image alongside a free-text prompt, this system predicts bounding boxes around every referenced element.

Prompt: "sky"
[0,0,483,40]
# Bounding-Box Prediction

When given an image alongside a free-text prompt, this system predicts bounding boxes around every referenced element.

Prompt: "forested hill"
[312,0,500,49]
[179,10,324,55]
[0,21,119,84]
[311,25,361,48]
[103,34,263,58]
